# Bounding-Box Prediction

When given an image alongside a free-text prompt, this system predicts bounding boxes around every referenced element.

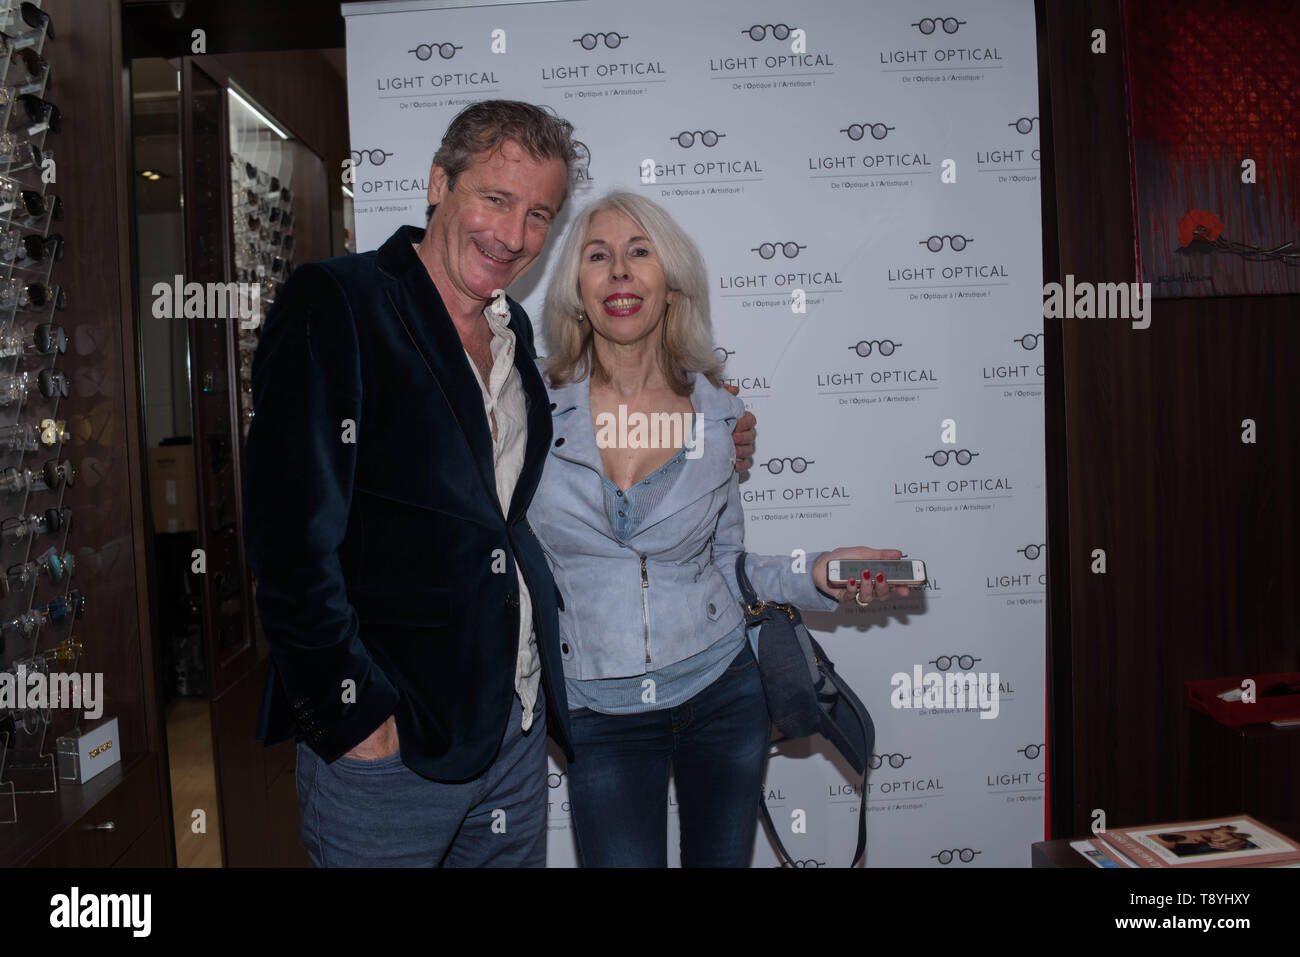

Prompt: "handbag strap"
[734,551,759,609]
[760,781,867,869]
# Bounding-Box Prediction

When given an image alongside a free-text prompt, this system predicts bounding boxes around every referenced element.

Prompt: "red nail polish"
[848,578,856,587]
[876,573,885,584]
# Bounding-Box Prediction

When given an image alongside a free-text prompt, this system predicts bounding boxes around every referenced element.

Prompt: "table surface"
[1033,819,1300,867]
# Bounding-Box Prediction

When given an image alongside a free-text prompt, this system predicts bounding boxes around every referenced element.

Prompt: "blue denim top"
[565,446,747,714]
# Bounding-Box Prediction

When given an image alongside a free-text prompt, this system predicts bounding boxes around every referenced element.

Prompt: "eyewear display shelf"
[0,0,169,867]
[0,0,76,826]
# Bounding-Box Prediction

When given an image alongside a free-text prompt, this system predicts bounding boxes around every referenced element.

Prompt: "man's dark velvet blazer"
[243,224,574,782]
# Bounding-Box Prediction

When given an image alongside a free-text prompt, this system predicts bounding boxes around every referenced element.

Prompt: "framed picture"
[1121,0,1299,297]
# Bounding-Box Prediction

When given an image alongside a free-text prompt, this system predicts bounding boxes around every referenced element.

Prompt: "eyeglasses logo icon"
[913,17,966,35]
[932,848,981,864]
[1017,544,1046,560]
[840,122,894,141]
[350,149,393,167]
[868,752,912,769]
[930,655,980,671]
[547,772,566,789]
[1013,332,1042,350]
[920,234,972,252]
[779,859,827,867]
[761,456,814,475]
[574,32,628,49]
[925,449,979,466]
[408,42,462,60]
[752,241,805,260]
[741,23,797,41]
[1009,116,1039,134]
[1018,743,1046,759]
[670,130,726,148]
[713,346,735,362]
[848,339,901,357]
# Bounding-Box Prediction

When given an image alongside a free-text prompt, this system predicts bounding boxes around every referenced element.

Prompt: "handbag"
[735,552,875,868]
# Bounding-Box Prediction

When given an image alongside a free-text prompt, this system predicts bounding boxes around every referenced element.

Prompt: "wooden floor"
[165,697,223,868]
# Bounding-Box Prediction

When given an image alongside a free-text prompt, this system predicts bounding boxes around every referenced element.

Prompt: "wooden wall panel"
[1040,0,1300,836]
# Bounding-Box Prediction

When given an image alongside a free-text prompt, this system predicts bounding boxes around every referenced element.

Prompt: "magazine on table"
[1098,816,1300,867]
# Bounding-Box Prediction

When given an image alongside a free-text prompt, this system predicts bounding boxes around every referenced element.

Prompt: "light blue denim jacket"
[528,370,836,681]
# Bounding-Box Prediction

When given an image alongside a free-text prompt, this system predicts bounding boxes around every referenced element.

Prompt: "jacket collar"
[546,367,740,536]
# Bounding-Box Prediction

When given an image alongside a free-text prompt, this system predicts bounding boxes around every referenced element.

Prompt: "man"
[244,101,755,867]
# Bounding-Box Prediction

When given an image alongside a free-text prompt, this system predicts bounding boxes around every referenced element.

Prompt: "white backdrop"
[343,0,1046,867]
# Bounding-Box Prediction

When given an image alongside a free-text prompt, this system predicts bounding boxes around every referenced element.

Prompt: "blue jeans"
[295,689,547,867]
[565,643,771,867]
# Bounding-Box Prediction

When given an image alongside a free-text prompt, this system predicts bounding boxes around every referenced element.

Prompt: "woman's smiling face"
[578,208,674,349]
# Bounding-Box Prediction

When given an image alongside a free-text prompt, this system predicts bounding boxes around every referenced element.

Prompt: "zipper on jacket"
[639,552,650,663]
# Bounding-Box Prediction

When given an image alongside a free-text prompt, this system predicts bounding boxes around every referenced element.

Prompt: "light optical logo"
[573,31,627,49]
[407,40,462,60]
[741,452,849,511]
[378,37,498,95]
[718,239,841,311]
[817,335,936,407]
[810,122,932,177]
[976,116,1041,178]
[983,330,1044,397]
[715,345,772,395]
[544,30,666,91]
[346,148,430,200]
[741,23,799,41]
[912,16,966,35]
[985,743,1048,798]
[709,22,832,81]
[893,442,1014,510]
[642,126,763,189]
[986,544,1047,604]
[881,16,1003,68]
[931,847,981,864]
[840,120,895,141]
[350,148,392,167]
[887,231,1008,292]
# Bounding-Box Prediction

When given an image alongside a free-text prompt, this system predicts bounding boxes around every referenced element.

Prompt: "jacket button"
[554,437,565,447]
[561,642,570,654]
[549,402,557,411]
[708,603,716,615]
[505,593,519,609]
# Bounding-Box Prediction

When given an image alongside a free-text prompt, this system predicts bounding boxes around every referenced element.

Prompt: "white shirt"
[461,289,541,732]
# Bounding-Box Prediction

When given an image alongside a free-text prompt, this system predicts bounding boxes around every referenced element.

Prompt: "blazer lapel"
[506,301,551,523]
[376,226,500,519]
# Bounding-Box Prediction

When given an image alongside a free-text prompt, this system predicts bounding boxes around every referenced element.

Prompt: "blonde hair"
[542,191,722,394]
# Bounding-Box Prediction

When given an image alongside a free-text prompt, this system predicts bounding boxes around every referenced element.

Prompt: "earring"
[576,309,586,322]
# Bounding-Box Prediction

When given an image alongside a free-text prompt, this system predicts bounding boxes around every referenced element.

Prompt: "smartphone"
[827,559,927,586]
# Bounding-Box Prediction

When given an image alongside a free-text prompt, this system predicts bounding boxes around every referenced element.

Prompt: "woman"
[529,191,908,867]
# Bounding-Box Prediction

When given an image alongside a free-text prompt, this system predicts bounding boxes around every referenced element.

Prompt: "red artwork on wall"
[1121,0,1299,297]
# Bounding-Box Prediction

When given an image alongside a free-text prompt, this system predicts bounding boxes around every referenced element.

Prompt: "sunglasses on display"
[10,93,59,133]
[0,459,76,494]
[0,505,69,540]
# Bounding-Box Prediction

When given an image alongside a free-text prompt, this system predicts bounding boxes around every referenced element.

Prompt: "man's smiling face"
[422,139,569,315]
